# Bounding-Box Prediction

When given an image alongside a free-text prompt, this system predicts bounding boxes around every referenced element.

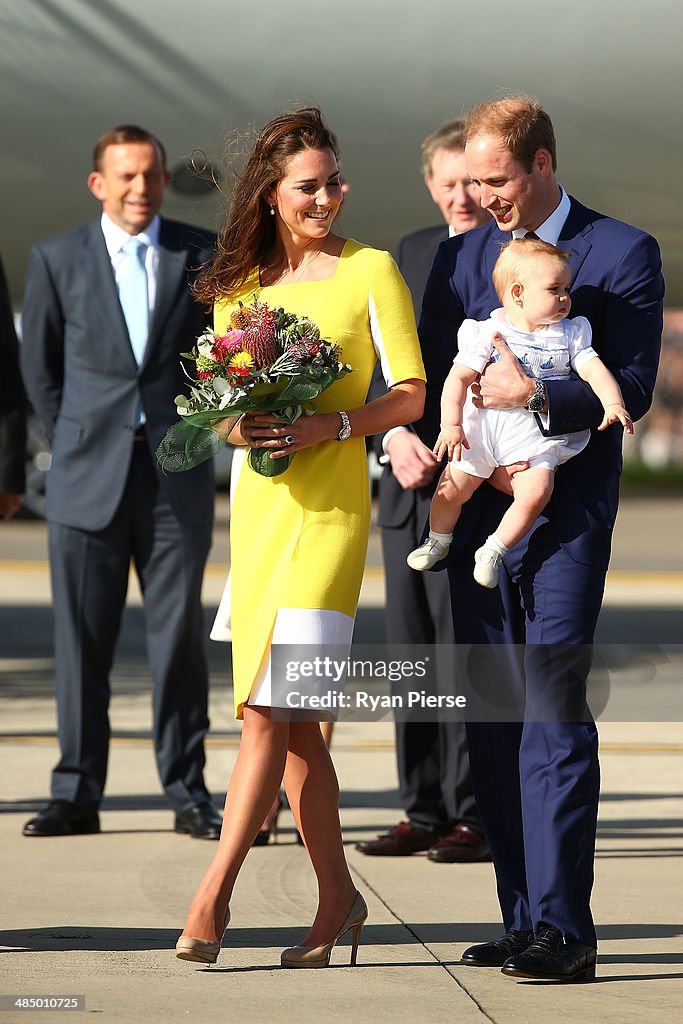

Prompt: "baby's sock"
[428,529,452,545]
[485,533,508,557]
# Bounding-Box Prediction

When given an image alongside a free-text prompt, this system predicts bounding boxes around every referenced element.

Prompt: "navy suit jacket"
[416,197,664,569]
[20,217,216,531]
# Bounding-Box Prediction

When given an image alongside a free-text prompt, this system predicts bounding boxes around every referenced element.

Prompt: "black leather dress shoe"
[501,924,597,982]
[174,802,222,840]
[23,800,100,837]
[461,929,535,966]
[427,823,491,863]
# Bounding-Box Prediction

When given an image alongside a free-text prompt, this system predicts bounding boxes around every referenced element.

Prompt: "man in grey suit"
[358,122,491,862]
[20,125,221,839]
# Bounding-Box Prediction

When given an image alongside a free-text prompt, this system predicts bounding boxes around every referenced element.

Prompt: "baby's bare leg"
[407,467,485,572]
[430,465,484,535]
[495,467,555,548]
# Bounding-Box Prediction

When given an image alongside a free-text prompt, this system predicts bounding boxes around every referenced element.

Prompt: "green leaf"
[278,379,321,402]
[212,377,231,395]
[248,447,293,477]
[249,379,288,400]
[273,405,302,423]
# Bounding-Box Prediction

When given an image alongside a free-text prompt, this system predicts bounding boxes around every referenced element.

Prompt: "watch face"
[528,381,545,411]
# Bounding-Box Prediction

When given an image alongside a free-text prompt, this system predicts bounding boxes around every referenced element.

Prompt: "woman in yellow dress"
[177,108,425,968]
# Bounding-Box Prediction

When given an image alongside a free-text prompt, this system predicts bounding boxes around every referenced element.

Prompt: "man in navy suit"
[417,96,663,980]
[20,126,222,840]
[359,122,490,862]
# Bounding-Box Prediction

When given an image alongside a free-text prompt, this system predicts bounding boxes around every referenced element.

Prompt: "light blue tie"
[119,237,149,427]
[119,236,149,364]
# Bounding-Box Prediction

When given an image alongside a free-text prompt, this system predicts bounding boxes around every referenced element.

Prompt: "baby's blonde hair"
[492,238,570,302]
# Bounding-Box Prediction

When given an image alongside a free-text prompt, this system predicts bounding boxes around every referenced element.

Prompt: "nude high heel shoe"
[175,906,230,965]
[280,891,368,969]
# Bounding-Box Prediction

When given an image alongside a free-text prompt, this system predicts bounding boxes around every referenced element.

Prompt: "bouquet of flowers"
[156,294,351,477]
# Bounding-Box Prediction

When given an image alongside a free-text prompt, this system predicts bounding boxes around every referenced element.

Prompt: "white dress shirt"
[512,186,570,245]
[511,186,571,427]
[100,212,160,317]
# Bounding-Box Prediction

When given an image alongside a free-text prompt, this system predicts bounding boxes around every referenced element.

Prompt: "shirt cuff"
[380,425,409,462]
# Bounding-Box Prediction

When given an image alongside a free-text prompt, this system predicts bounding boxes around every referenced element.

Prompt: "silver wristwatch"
[526,378,546,413]
[337,410,352,441]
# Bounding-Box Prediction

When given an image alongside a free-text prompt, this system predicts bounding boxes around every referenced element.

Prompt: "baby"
[407,237,633,588]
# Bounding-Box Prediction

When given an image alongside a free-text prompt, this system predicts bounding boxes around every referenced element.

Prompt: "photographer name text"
[285,691,467,711]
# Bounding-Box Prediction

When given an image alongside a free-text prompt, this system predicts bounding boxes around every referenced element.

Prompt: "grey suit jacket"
[394,225,448,324]
[20,217,216,531]
[369,225,447,528]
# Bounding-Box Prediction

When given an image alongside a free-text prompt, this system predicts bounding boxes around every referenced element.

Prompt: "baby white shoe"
[473,544,504,588]
[407,537,451,571]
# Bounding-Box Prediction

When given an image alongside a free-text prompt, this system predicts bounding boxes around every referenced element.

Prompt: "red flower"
[214,329,245,357]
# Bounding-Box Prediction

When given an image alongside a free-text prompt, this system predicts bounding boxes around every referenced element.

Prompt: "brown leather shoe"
[427,822,491,863]
[355,821,440,856]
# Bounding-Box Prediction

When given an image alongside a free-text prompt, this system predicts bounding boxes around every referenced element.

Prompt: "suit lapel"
[422,226,448,260]
[88,222,140,369]
[559,198,594,284]
[143,219,187,369]
[483,227,501,286]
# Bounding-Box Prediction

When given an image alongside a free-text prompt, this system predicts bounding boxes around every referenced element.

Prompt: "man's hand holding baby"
[472,332,538,410]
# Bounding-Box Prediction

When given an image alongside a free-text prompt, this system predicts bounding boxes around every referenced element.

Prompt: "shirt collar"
[100,213,160,258]
[491,306,566,339]
[511,186,570,245]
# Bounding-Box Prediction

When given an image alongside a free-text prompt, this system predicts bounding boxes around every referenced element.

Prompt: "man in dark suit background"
[358,121,490,862]
[417,95,663,980]
[0,255,26,521]
[20,125,221,840]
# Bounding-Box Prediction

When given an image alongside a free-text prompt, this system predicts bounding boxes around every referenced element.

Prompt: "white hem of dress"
[248,608,354,714]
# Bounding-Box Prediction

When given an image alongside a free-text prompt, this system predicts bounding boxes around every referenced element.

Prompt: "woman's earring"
[269,205,275,216]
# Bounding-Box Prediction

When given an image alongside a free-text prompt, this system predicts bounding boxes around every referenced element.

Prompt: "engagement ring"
[284,435,294,445]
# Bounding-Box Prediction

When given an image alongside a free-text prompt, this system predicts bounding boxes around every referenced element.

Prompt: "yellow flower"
[228,350,254,370]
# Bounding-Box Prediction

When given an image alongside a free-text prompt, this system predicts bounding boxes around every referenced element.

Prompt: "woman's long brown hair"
[193,107,339,306]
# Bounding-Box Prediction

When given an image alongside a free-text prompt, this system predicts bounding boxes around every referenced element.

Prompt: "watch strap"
[526,378,546,412]
[337,410,351,441]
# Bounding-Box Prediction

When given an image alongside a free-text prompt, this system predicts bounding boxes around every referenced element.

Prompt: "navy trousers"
[449,488,604,947]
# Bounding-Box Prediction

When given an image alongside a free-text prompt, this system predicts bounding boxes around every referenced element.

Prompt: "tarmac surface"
[1,494,682,1023]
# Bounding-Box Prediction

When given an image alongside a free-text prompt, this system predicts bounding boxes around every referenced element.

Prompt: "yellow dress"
[214,239,425,718]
